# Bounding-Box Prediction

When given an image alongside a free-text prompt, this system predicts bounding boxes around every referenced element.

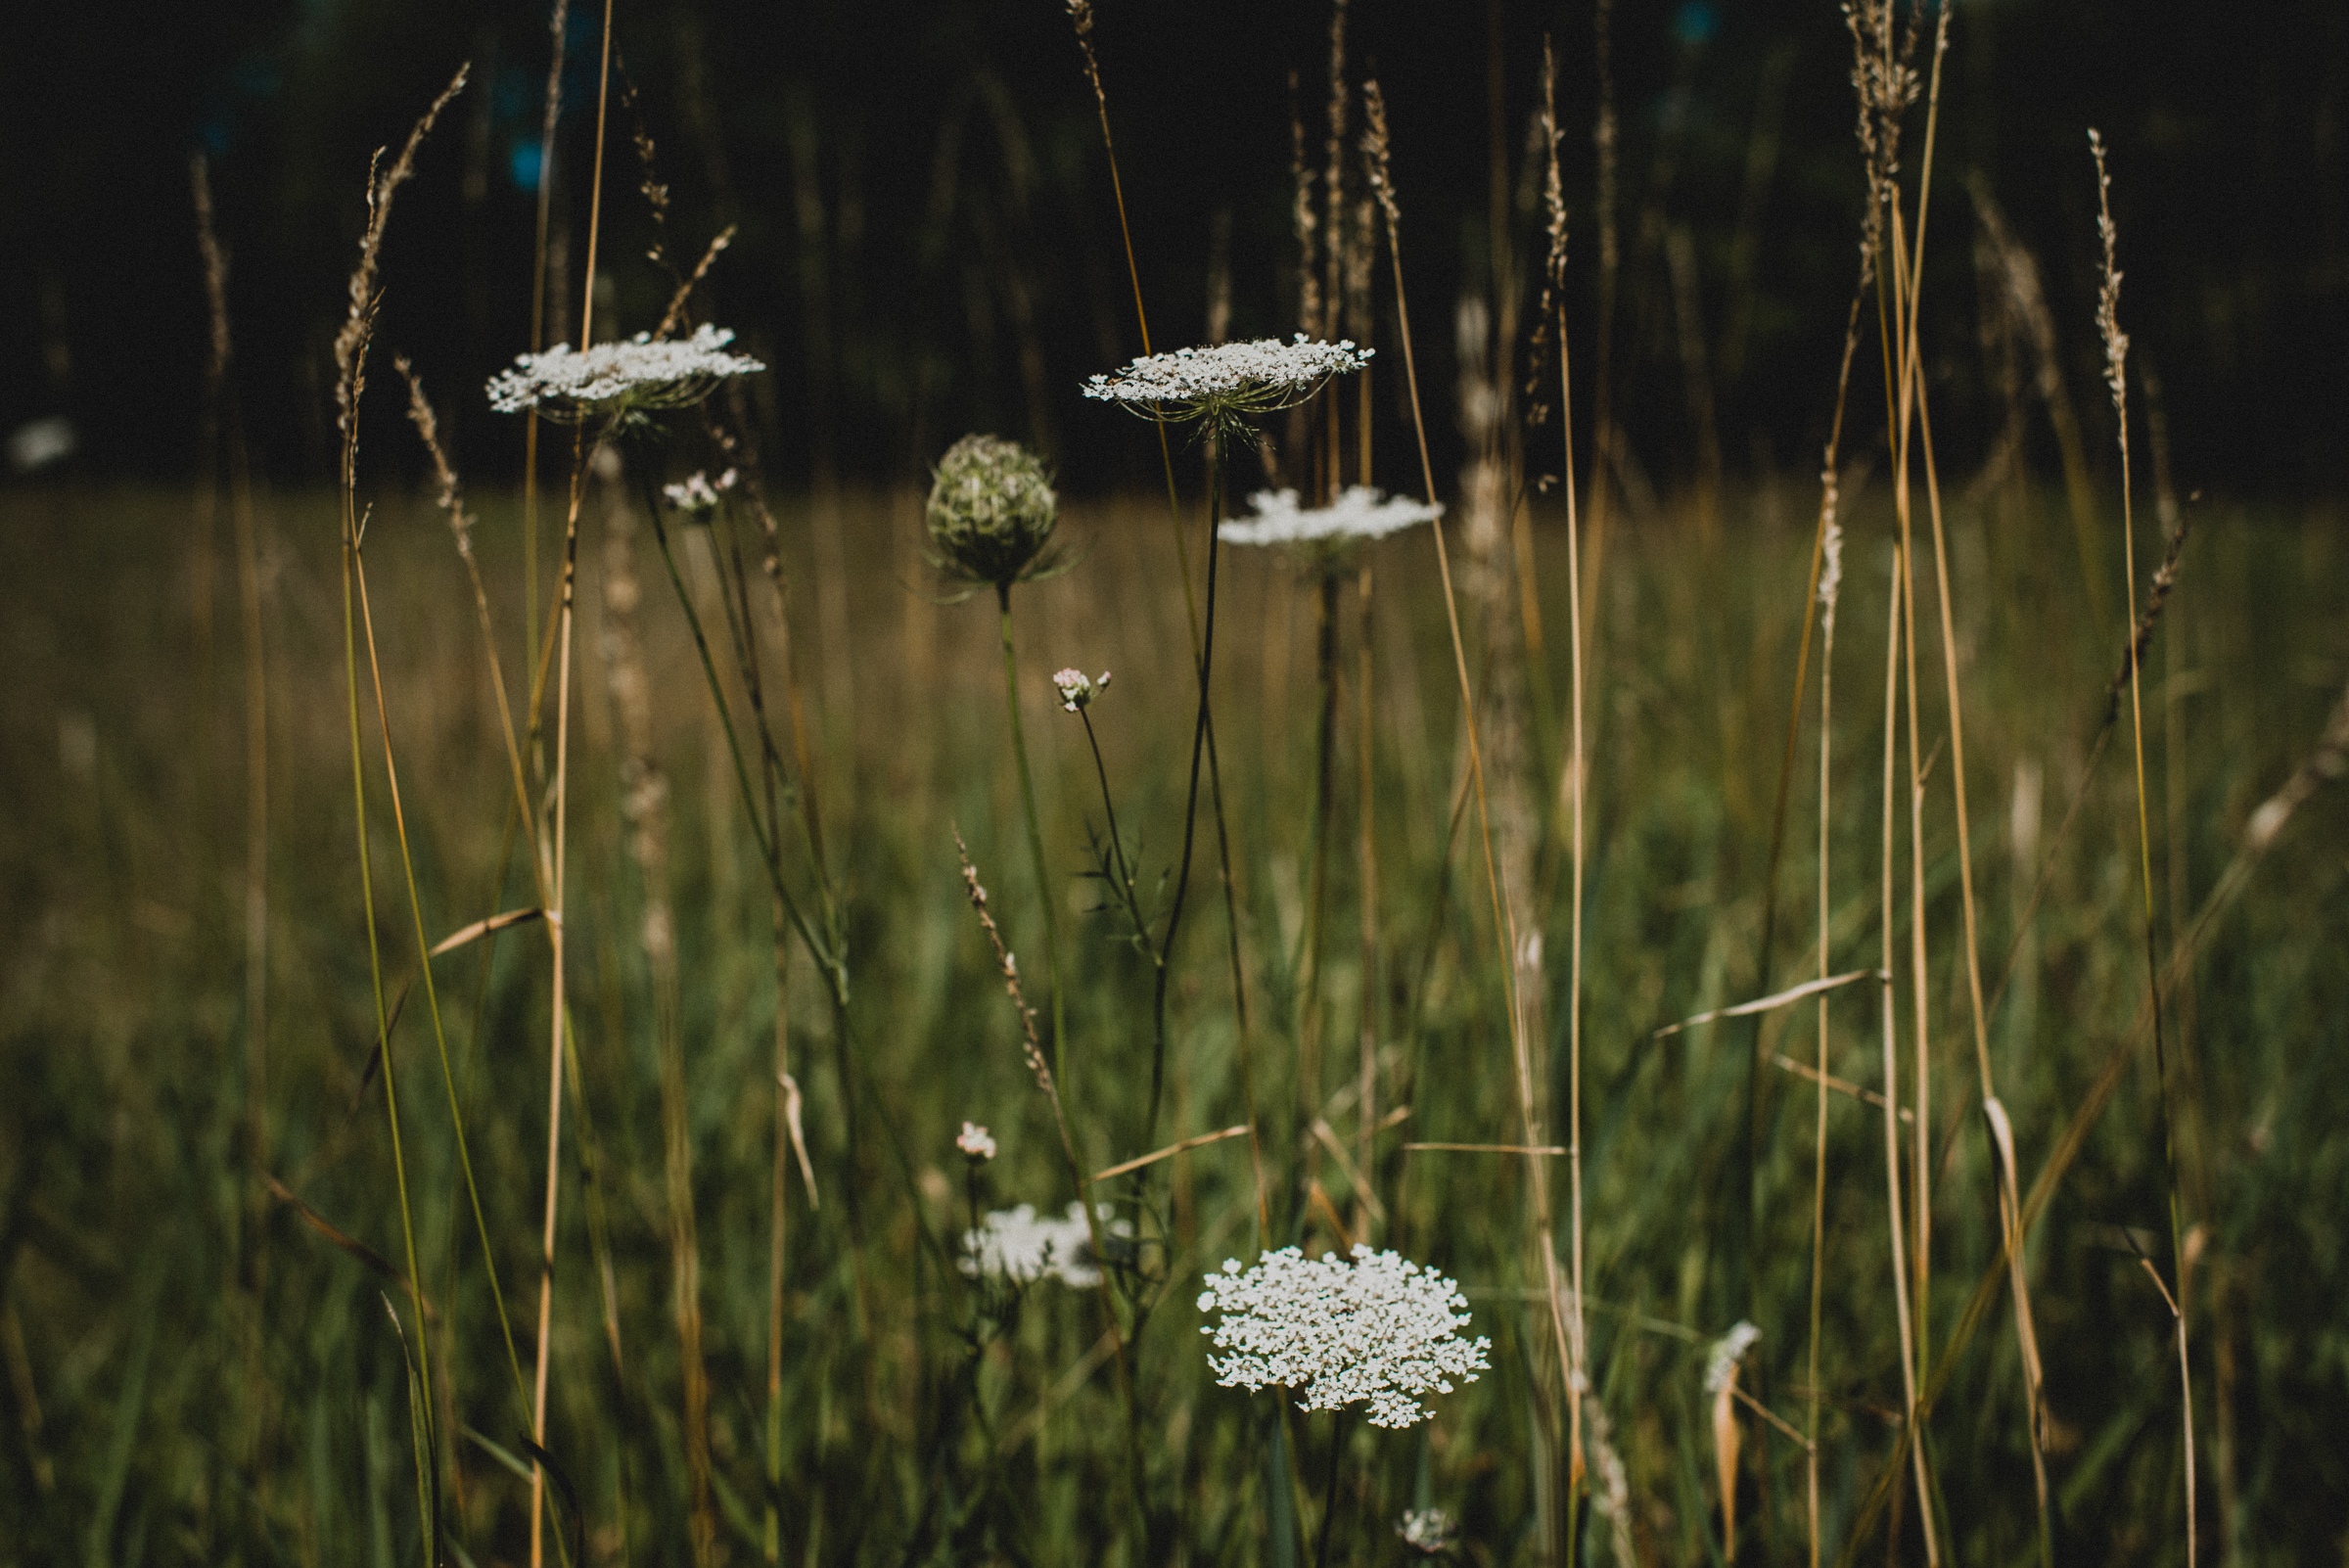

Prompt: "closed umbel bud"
[925,434,1060,589]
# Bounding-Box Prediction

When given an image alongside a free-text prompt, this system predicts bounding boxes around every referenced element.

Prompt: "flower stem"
[998,584,1067,1093]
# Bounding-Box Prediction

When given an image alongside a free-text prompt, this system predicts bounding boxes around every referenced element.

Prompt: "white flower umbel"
[1052,668,1110,713]
[1197,1245,1491,1429]
[1396,1507,1461,1557]
[663,467,738,521]
[955,1122,996,1163]
[485,323,764,422]
[1218,485,1444,551]
[1082,335,1371,428]
[961,1201,1128,1288]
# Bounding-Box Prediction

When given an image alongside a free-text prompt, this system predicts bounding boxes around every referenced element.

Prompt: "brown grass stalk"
[530,9,613,1562]
[1362,76,1576,1464]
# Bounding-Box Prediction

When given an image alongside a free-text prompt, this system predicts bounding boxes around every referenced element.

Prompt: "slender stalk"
[1152,435,1263,1232]
[1876,540,1936,1566]
[523,0,571,681]
[350,546,534,1425]
[1809,530,1840,1568]
[996,583,1067,1094]
[342,503,438,1563]
[2094,126,2193,1568]
[529,18,609,1547]
[1366,78,1575,1440]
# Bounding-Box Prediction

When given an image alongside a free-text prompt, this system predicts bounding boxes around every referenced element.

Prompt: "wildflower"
[961,1201,1128,1289]
[1082,335,1371,432]
[1704,1319,1762,1394]
[955,1122,997,1163]
[663,467,738,522]
[925,434,1061,590]
[484,323,763,422]
[1396,1507,1460,1557]
[1197,1245,1491,1429]
[1218,485,1443,552]
[1053,668,1110,713]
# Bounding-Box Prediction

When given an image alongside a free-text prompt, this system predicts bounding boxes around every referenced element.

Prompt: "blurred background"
[3,0,2344,499]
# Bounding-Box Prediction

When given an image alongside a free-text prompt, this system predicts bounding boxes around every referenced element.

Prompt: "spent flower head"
[1397,1507,1461,1557]
[1083,335,1370,434]
[485,323,763,423]
[955,1122,996,1163]
[1704,1320,1763,1394]
[663,467,738,522]
[926,434,1062,589]
[1053,668,1110,712]
[1197,1245,1490,1428]
[1219,485,1443,554]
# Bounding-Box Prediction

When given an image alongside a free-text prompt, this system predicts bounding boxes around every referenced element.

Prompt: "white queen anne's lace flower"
[1197,1245,1491,1428]
[960,1201,1129,1288]
[663,467,738,520]
[1396,1506,1460,1556]
[1082,335,1371,426]
[955,1122,996,1163]
[486,323,764,420]
[1218,485,1444,550]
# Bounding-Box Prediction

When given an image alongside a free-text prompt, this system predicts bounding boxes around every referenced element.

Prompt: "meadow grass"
[1,469,2344,1564]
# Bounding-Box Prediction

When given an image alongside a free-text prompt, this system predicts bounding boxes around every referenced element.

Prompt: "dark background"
[3,0,2342,499]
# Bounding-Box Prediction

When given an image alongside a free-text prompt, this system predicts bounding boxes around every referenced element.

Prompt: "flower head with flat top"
[1197,1245,1490,1428]
[1083,335,1371,438]
[1219,485,1443,556]
[485,323,763,424]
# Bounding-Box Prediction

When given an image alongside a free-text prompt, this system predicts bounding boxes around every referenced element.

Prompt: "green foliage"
[0,484,2343,1564]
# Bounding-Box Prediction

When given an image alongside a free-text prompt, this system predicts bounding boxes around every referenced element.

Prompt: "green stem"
[644,496,843,1005]
[342,517,438,1557]
[997,584,1067,1094]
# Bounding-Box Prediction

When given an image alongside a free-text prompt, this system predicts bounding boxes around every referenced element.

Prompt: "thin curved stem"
[997,583,1068,1098]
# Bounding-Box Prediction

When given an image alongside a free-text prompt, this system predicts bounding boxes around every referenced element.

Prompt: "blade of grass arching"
[351,529,533,1431]
[83,1271,159,1568]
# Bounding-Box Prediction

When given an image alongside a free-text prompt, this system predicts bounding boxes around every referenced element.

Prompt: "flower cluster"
[961,1201,1128,1288]
[925,434,1061,589]
[485,324,764,421]
[1052,668,1109,712]
[1197,1246,1490,1429]
[1704,1320,1762,1394]
[1082,336,1371,427]
[1396,1507,1460,1557]
[955,1122,996,1163]
[1218,485,1444,552]
[663,467,739,521]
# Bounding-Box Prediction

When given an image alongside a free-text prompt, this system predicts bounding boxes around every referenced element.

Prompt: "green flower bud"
[926,435,1060,589]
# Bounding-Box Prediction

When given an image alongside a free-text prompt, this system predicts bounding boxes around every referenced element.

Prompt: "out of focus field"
[0,479,2343,1563]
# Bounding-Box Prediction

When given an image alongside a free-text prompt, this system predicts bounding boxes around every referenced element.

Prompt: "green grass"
[0,477,2343,1565]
